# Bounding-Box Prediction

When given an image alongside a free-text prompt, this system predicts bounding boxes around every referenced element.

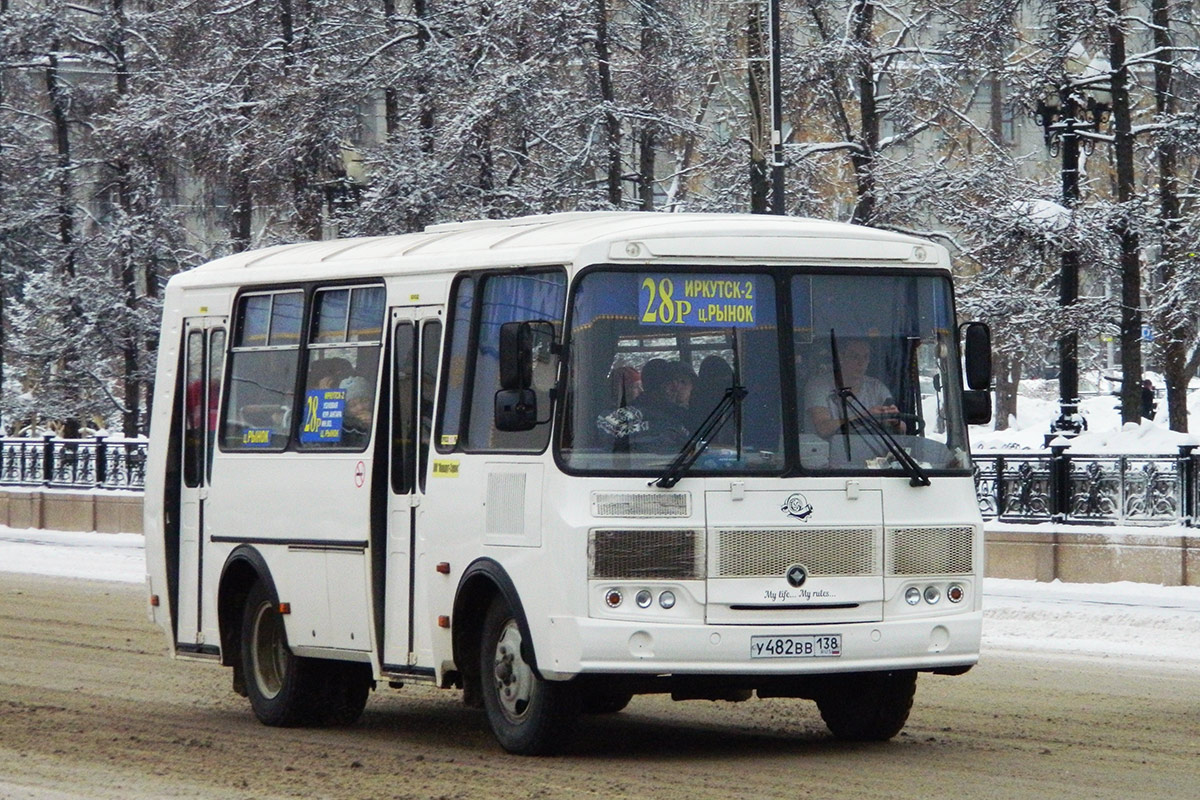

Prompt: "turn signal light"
[947,583,965,603]
[604,589,623,608]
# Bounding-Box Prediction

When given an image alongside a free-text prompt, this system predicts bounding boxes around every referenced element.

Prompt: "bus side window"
[435,276,475,452]
[464,271,566,453]
[298,285,385,451]
[222,291,303,451]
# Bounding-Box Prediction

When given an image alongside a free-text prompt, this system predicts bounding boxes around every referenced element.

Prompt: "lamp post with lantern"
[1035,85,1110,439]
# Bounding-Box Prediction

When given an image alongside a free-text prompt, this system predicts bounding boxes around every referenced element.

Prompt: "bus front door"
[177,318,226,650]
[383,308,442,670]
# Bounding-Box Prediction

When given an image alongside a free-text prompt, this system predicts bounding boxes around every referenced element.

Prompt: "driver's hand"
[872,404,903,430]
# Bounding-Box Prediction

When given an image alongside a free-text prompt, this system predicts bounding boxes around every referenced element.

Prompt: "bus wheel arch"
[452,559,541,708]
[217,546,278,686]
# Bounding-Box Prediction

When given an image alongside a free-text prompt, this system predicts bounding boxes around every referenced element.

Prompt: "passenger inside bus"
[339,375,374,446]
[309,356,352,389]
[623,359,694,453]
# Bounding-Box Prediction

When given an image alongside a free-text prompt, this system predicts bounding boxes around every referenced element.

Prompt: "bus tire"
[311,660,372,726]
[815,670,917,742]
[580,684,633,715]
[241,581,324,727]
[479,597,579,755]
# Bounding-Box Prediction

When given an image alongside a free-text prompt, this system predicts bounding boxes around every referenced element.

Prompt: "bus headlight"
[904,586,922,605]
[658,591,676,609]
[635,590,653,608]
[924,585,941,604]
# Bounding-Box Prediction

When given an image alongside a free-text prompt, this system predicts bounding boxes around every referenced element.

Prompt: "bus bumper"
[536,612,982,679]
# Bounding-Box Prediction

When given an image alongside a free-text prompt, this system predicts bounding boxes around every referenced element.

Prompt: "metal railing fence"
[1,436,147,491]
[973,445,1198,527]
[5,436,1199,527]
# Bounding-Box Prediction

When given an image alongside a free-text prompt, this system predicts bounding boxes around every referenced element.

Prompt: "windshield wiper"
[836,388,930,486]
[829,330,930,487]
[652,385,748,489]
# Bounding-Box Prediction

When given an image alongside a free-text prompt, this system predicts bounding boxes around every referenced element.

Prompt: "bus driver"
[806,339,904,438]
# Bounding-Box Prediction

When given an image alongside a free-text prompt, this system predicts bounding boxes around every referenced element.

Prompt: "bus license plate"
[750,634,841,659]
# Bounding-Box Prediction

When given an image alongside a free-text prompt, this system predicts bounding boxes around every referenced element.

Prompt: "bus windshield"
[558,268,972,477]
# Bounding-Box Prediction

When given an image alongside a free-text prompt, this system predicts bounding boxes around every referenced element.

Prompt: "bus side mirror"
[961,322,992,425]
[962,322,991,391]
[496,320,555,431]
[962,391,991,426]
[499,321,533,390]
[498,320,555,391]
[495,389,537,432]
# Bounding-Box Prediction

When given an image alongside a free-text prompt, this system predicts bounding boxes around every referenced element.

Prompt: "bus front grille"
[886,526,975,575]
[589,529,704,579]
[715,528,878,577]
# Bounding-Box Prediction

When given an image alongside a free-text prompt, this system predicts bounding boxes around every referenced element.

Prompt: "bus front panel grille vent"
[716,528,878,578]
[886,526,974,575]
[591,492,690,518]
[589,529,703,579]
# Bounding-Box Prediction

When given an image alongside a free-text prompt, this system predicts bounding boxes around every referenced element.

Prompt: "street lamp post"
[768,0,785,214]
[1036,88,1110,439]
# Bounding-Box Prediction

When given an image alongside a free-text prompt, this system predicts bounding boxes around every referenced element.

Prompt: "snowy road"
[1,527,1199,799]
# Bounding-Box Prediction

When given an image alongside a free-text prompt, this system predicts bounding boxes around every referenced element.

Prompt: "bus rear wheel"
[814,670,917,742]
[479,597,579,755]
[241,581,370,727]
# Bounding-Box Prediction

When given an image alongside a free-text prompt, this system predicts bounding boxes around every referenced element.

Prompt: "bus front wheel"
[479,597,579,755]
[814,670,917,741]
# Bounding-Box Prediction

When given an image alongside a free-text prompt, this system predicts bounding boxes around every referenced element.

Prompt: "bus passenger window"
[222,290,304,451]
[298,285,385,451]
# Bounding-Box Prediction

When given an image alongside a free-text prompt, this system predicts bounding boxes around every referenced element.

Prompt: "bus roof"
[170,212,945,288]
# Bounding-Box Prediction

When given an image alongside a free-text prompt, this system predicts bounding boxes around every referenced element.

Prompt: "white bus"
[144,212,992,754]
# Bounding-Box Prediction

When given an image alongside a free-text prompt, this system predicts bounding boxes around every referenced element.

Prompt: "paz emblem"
[781,493,813,520]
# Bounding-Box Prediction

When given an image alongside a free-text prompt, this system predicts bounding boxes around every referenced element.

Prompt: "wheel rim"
[250,601,287,700]
[491,618,534,724]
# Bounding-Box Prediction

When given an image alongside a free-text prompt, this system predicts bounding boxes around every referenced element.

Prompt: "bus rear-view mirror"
[960,322,992,425]
[499,320,556,391]
[495,388,538,431]
[962,322,991,391]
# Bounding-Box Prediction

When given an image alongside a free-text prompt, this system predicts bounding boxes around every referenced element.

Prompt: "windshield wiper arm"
[837,388,930,487]
[652,385,748,489]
